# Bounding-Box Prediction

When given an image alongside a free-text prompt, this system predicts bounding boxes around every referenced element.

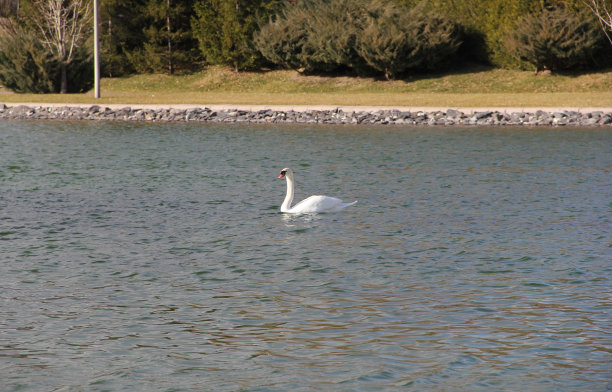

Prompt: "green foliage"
[506,7,603,72]
[192,0,283,71]
[253,6,309,70]
[356,2,461,79]
[99,0,147,76]
[130,0,199,74]
[100,0,199,76]
[255,0,367,73]
[422,0,534,67]
[255,0,461,79]
[0,23,56,93]
[64,45,95,93]
[0,22,93,93]
[296,0,368,73]
[413,0,609,68]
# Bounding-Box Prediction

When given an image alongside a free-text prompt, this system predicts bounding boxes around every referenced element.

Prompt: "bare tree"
[584,0,612,46]
[31,0,92,93]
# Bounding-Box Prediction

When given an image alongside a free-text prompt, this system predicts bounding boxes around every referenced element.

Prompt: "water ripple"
[1,122,610,391]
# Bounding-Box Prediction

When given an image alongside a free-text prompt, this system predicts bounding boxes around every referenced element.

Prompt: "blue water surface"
[1,121,610,391]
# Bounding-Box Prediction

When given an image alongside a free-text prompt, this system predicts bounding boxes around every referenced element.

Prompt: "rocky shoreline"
[1,104,611,126]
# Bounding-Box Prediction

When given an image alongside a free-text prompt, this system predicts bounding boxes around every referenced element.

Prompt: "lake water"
[1,121,610,391]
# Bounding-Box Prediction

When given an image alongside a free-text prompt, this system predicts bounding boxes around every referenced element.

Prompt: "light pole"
[93,0,100,98]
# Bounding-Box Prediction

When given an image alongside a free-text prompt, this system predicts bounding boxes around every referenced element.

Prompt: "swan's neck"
[281,174,294,212]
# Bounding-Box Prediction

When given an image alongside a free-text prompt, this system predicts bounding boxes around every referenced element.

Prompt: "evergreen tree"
[506,7,603,72]
[296,0,367,73]
[99,0,147,76]
[403,0,601,67]
[253,2,310,71]
[125,0,199,74]
[0,22,57,92]
[255,0,461,79]
[192,0,282,71]
[356,2,460,79]
[255,0,369,74]
[0,20,92,93]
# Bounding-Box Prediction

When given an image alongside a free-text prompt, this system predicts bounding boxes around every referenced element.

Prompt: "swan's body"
[279,168,357,214]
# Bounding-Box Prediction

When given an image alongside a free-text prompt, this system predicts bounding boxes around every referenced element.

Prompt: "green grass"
[1,65,611,107]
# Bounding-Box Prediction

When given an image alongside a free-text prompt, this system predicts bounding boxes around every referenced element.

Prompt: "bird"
[278,167,357,214]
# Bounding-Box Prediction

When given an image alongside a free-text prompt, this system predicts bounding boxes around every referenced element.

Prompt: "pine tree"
[192,0,282,71]
[99,0,147,76]
[0,22,57,92]
[254,0,369,74]
[126,0,199,74]
[255,0,460,79]
[356,1,461,79]
[506,7,602,72]
[253,2,310,71]
[0,20,92,93]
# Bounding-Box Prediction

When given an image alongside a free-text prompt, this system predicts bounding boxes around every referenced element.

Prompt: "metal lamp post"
[93,0,100,98]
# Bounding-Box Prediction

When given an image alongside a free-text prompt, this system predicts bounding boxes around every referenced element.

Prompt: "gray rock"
[0,105,610,126]
[583,117,599,126]
[11,105,32,115]
[474,111,493,120]
[446,109,462,118]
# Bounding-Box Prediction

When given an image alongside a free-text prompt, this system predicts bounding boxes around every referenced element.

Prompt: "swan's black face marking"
[279,170,287,179]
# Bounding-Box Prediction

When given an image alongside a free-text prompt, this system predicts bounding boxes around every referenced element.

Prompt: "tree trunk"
[60,62,68,93]
[167,0,173,75]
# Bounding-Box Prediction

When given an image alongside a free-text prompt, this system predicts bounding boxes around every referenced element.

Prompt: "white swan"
[278,168,357,214]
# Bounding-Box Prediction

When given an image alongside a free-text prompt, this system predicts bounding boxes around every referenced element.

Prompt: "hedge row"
[254,0,461,79]
[253,0,609,78]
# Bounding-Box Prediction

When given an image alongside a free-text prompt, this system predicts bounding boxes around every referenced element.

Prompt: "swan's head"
[278,168,292,179]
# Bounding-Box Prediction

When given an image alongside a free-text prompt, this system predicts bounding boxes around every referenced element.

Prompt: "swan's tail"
[343,200,358,208]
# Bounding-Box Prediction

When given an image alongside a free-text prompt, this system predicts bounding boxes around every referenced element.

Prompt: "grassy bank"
[1,66,612,107]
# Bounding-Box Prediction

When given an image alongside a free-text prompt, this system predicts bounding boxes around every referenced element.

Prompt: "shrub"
[296,0,368,73]
[0,22,93,93]
[255,0,369,74]
[416,0,602,68]
[505,7,603,72]
[356,2,461,79]
[0,23,57,93]
[255,0,461,79]
[253,5,310,70]
[63,44,94,93]
[192,0,283,71]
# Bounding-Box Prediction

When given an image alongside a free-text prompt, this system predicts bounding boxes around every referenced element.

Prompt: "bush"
[253,7,309,71]
[255,0,368,73]
[356,2,461,79]
[0,22,93,93]
[296,0,368,73]
[0,23,57,93]
[505,7,603,72]
[411,0,603,68]
[192,0,283,71]
[255,0,461,79]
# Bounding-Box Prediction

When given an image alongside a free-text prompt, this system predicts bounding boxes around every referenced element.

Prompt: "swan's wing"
[289,195,356,213]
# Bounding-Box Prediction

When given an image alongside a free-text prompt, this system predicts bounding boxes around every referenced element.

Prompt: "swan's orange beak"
[278,173,285,179]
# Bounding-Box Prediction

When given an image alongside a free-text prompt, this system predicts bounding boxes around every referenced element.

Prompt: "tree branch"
[583,0,612,46]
